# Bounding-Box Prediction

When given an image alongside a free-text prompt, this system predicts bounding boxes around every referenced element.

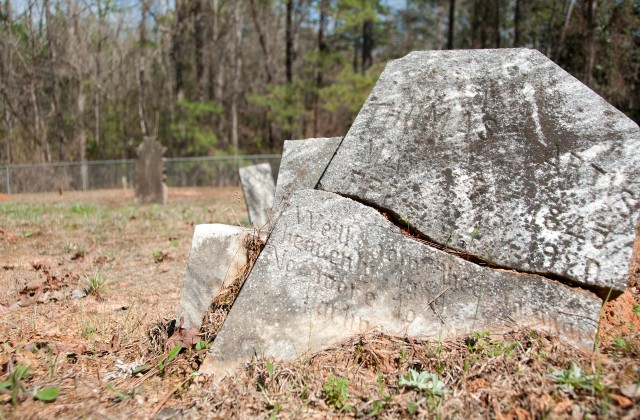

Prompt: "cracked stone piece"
[176,224,255,329]
[200,190,600,376]
[318,49,640,293]
[135,137,168,204]
[273,137,342,217]
[239,163,275,229]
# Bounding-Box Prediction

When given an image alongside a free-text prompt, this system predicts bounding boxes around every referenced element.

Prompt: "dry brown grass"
[0,187,639,418]
[180,325,640,419]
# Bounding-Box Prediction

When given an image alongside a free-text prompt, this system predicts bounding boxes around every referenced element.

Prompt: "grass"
[1,187,639,418]
[85,270,108,298]
[322,376,350,409]
[550,361,595,392]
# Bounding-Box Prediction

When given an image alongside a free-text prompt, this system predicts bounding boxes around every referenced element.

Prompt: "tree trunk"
[494,0,501,48]
[513,0,521,47]
[30,82,50,163]
[208,0,219,102]
[447,0,455,49]
[583,0,598,87]
[138,2,150,137]
[94,0,106,146]
[193,0,206,102]
[470,0,480,48]
[286,0,294,84]
[436,0,443,49]
[173,0,186,101]
[77,80,88,190]
[231,0,244,152]
[44,0,67,159]
[249,0,273,83]
[556,0,576,61]
[362,19,373,73]
[2,0,13,165]
[481,2,488,48]
[314,0,328,137]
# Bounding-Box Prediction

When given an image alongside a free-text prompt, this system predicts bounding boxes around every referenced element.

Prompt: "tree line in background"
[0,0,638,164]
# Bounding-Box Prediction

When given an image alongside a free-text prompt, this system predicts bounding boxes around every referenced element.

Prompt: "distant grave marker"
[135,137,168,204]
[239,163,275,228]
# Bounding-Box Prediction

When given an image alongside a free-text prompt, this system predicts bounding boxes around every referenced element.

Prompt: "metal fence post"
[5,166,10,195]
[81,161,88,191]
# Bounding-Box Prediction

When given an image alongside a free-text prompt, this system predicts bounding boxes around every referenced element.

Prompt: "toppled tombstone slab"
[273,137,342,217]
[239,163,275,228]
[135,137,168,204]
[318,49,640,293]
[176,224,256,329]
[200,190,600,376]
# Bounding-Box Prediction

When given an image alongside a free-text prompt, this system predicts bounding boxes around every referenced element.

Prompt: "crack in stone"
[330,191,611,300]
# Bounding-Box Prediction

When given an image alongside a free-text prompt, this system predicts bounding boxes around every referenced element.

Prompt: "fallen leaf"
[24,278,45,291]
[554,399,573,413]
[4,231,18,243]
[506,407,531,420]
[49,342,88,355]
[620,383,640,399]
[610,394,633,408]
[466,378,487,392]
[166,327,201,349]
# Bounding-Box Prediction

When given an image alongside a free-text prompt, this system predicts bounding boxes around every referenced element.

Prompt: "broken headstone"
[273,137,342,217]
[239,163,275,229]
[318,49,640,293]
[200,190,600,376]
[175,224,256,330]
[135,137,168,204]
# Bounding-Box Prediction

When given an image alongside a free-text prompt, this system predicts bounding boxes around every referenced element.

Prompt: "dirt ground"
[1,188,639,419]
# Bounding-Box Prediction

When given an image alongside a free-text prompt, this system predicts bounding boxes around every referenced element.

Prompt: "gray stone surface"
[201,190,600,376]
[318,49,640,293]
[135,137,168,204]
[273,137,342,217]
[239,163,276,228]
[176,224,255,329]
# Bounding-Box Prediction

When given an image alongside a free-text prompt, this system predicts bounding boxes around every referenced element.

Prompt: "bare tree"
[249,0,274,83]
[583,0,598,86]
[447,0,455,49]
[286,0,294,84]
[138,0,151,137]
[231,0,244,151]
[44,0,67,159]
[513,0,521,47]
[314,0,328,136]
[555,0,576,61]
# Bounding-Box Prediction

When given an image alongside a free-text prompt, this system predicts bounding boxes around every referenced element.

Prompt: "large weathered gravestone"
[176,224,256,329]
[318,49,640,293]
[273,137,342,216]
[200,190,601,376]
[135,137,168,204]
[239,163,275,228]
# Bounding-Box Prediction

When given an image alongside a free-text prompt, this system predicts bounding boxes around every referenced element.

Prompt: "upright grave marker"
[318,49,640,293]
[201,190,601,376]
[273,137,342,217]
[239,163,275,228]
[135,137,168,204]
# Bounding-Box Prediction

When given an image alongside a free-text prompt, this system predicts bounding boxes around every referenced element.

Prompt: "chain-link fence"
[0,155,281,194]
